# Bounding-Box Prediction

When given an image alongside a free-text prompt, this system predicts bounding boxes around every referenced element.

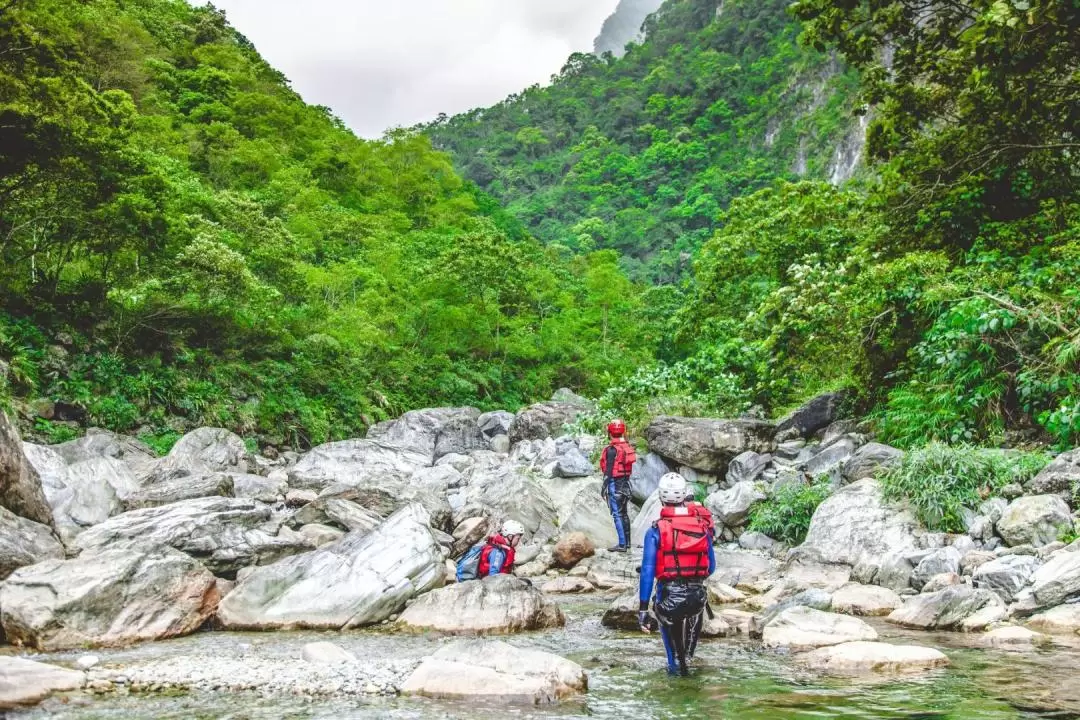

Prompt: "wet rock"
[217,505,444,629]
[644,416,776,473]
[399,575,564,633]
[73,497,310,575]
[542,577,594,594]
[830,583,904,616]
[601,590,641,631]
[996,495,1072,547]
[775,392,848,442]
[726,451,771,485]
[139,427,251,488]
[508,402,586,444]
[1026,604,1080,634]
[124,472,234,510]
[401,639,586,704]
[921,573,962,594]
[912,547,962,591]
[972,554,1040,603]
[798,641,948,674]
[0,656,84,709]
[757,587,835,625]
[980,626,1050,648]
[719,608,756,634]
[630,452,673,503]
[0,545,218,650]
[841,443,903,483]
[1025,449,1079,500]
[552,532,595,569]
[886,585,1005,630]
[477,411,514,439]
[762,607,878,650]
[0,411,55,527]
[0,505,64,579]
[302,642,357,664]
[701,615,732,637]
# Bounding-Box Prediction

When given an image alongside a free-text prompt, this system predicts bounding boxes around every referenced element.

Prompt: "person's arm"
[602,446,617,482]
[486,547,506,576]
[707,539,716,575]
[638,526,659,629]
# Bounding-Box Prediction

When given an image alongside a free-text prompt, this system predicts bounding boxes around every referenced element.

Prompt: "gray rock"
[53,428,157,477]
[508,402,586,444]
[0,657,84,709]
[73,497,312,575]
[911,547,962,591]
[288,439,430,493]
[124,472,235,510]
[0,411,55,527]
[456,461,559,544]
[217,504,445,629]
[774,392,849,442]
[921,572,961,593]
[830,583,904,616]
[886,585,1005,630]
[821,421,860,445]
[229,472,288,503]
[489,435,511,454]
[996,495,1073,547]
[600,590,641,630]
[553,447,593,478]
[1025,448,1079,500]
[1015,550,1080,611]
[398,575,564,633]
[477,411,515,439]
[972,554,1040,603]
[629,491,662,548]
[291,495,384,534]
[629,452,672,503]
[302,641,357,664]
[298,523,345,547]
[851,551,915,593]
[550,388,593,407]
[367,407,481,460]
[762,606,877,650]
[0,545,218,650]
[841,443,903,483]
[434,417,488,460]
[140,427,251,487]
[960,550,996,576]
[585,548,640,589]
[798,641,948,674]
[726,451,771,485]
[401,639,586,704]
[739,531,780,552]
[758,588,835,627]
[0,505,64,579]
[797,479,920,568]
[705,482,766,529]
[645,416,776,473]
[803,438,857,480]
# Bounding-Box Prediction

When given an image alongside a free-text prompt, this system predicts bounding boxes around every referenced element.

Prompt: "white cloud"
[206,0,620,137]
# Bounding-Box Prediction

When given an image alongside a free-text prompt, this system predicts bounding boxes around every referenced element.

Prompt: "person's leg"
[687,608,703,660]
[669,616,690,676]
[614,478,632,547]
[606,479,628,548]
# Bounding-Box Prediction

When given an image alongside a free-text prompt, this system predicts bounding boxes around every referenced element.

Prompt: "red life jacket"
[655,506,711,581]
[686,501,715,537]
[477,534,516,576]
[600,438,636,477]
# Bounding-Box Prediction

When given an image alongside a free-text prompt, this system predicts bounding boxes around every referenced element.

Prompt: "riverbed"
[13,596,1080,719]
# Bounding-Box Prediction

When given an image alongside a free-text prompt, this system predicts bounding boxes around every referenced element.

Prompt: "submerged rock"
[980,626,1050,648]
[762,606,878,650]
[798,641,949,674]
[398,575,564,633]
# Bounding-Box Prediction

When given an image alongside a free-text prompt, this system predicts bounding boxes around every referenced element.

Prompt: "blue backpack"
[455,543,485,582]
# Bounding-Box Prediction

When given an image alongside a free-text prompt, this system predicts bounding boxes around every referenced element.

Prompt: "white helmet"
[501,519,525,538]
[658,473,689,505]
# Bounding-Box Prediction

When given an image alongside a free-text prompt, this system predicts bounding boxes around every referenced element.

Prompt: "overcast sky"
[208,1,621,138]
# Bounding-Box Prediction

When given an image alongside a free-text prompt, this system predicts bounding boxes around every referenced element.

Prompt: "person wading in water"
[638,473,716,675]
[600,419,636,552]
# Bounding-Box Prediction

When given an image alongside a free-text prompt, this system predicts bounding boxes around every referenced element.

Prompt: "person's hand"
[638,611,651,633]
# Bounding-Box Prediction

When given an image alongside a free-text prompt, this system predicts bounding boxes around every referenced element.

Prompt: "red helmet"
[607,419,627,437]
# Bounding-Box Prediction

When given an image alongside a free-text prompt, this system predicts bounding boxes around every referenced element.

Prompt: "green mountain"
[425,0,864,282]
[0,0,654,447]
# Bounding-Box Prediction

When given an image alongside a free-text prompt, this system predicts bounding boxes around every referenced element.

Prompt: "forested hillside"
[0,0,655,448]
[430,0,1080,450]
[425,0,863,282]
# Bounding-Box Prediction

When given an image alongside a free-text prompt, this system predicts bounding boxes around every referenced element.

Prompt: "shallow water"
[15,596,1080,720]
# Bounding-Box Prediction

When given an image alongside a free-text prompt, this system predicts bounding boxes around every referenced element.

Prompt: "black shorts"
[654,581,707,623]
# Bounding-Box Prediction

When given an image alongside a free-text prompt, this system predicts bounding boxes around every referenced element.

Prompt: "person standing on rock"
[600,419,636,552]
[477,519,525,576]
[638,473,715,676]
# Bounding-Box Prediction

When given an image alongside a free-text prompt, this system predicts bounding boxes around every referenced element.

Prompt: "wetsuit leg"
[687,609,703,660]
[606,478,630,546]
[669,616,690,676]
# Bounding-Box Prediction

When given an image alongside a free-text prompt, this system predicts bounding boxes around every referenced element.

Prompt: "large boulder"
[629,491,662,548]
[0,411,54,527]
[507,402,586,444]
[972,554,1040,603]
[644,416,776,473]
[1014,550,1080,611]
[586,548,640,589]
[705,481,766,529]
[911,547,963,591]
[600,590,641,630]
[291,496,383,534]
[548,477,622,549]
[1025,449,1079,500]
[139,427,251,487]
[996,495,1073,547]
[552,446,593,478]
[477,411,514,439]
[726,451,771,485]
[851,550,916,593]
[123,471,235,510]
[841,443,903,483]
[630,452,673,503]
[433,417,488,461]
[552,531,595,569]
[401,639,586,704]
[287,439,430,493]
[775,392,848,442]
[830,583,904,617]
[455,462,559,543]
[886,585,1005,630]
[229,472,288,503]
[798,641,948,674]
[0,545,218,650]
[762,607,878,650]
[53,429,157,478]
[802,437,858,481]
[367,407,480,460]
[73,497,311,575]
[796,479,920,567]
[1026,604,1080,634]
[0,505,64,579]
[398,575,564,633]
[0,657,84,709]
[216,504,444,629]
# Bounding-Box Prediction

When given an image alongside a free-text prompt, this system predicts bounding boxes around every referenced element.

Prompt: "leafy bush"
[880,444,1050,533]
[138,430,182,457]
[747,478,833,545]
[33,419,80,445]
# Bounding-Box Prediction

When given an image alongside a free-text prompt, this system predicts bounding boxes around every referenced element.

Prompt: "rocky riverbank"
[3,391,1080,713]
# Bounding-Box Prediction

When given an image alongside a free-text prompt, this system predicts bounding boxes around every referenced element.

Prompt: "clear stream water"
[13,596,1080,720]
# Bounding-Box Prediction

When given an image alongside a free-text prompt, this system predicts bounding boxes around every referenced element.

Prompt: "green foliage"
[138,429,182,457]
[747,478,833,545]
[880,444,1050,533]
[33,419,80,444]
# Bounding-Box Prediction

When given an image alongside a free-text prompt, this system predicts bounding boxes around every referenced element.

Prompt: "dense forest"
[429,0,1079,449]
[0,0,655,448]
[1,0,1077,454]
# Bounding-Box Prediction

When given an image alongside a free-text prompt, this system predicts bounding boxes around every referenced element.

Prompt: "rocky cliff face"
[593,0,665,57]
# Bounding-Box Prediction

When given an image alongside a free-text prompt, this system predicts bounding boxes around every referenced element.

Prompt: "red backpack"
[600,438,636,477]
[655,506,711,581]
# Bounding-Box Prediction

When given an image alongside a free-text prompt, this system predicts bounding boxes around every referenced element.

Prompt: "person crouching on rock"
[638,473,716,676]
[600,418,636,552]
[478,520,526,576]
